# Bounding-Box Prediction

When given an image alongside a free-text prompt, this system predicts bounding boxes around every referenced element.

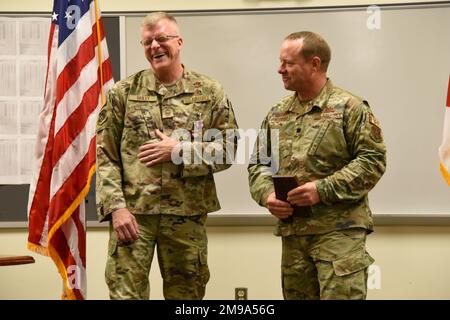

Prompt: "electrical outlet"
[235,287,248,300]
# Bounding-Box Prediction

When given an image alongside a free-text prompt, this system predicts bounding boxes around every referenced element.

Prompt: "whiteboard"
[124,5,450,216]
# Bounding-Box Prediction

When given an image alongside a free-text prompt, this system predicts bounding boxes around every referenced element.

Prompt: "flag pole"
[94,0,105,105]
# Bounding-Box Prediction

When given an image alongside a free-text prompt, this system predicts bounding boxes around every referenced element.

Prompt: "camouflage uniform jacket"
[248,80,386,236]
[96,68,239,222]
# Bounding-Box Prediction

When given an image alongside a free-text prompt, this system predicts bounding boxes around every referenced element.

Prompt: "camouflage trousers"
[281,228,374,300]
[105,214,210,300]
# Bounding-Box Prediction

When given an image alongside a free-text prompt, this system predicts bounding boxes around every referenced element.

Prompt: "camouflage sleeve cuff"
[97,203,127,222]
[260,186,275,207]
[177,141,211,177]
[316,178,338,206]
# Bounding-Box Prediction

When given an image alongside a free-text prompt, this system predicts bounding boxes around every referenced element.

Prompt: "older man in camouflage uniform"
[96,12,238,299]
[248,31,386,299]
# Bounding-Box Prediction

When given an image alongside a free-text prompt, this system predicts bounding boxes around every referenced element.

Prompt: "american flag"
[27,0,114,300]
[439,76,450,185]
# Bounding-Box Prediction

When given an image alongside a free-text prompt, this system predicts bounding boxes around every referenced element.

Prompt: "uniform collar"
[143,65,196,97]
[287,79,333,115]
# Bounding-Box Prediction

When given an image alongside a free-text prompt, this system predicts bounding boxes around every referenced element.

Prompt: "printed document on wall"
[0,17,49,184]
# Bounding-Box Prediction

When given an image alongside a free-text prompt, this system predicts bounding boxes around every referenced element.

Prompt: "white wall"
[2,225,450,300]
[0,0,440,12]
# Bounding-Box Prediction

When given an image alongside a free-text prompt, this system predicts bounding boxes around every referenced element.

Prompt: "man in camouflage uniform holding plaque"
[248,31,386,299]
[96,12,238,299]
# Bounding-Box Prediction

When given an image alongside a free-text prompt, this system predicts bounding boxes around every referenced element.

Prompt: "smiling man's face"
[140,19,183,75]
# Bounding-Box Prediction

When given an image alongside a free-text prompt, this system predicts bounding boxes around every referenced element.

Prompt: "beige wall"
[0,0,440,12]
[1,225,450,300]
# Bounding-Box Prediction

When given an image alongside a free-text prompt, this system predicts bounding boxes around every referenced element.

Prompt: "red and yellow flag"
[439,76,450,184]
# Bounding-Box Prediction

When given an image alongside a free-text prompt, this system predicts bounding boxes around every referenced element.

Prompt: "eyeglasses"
[140,35,179,47]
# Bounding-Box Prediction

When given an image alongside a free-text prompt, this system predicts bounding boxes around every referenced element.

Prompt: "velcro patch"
[182,95,210,104]
[369,113,381,127]
[128,95,157,102]
[322,112,343,120]
[97,108,108,125]
[368,113,382,142]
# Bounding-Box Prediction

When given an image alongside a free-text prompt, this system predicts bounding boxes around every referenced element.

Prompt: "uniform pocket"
[198,247,210,287]
[307,121,330,156]
[105,233,118,290]
[332,250,374,277]
[198,247,208,266]
[276,138,293,173]
[182,175,208,212]
[107,235,118,256]
[125,104,146,126]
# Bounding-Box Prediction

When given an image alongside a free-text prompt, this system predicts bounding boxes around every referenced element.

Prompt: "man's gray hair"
[141,11,178,28]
